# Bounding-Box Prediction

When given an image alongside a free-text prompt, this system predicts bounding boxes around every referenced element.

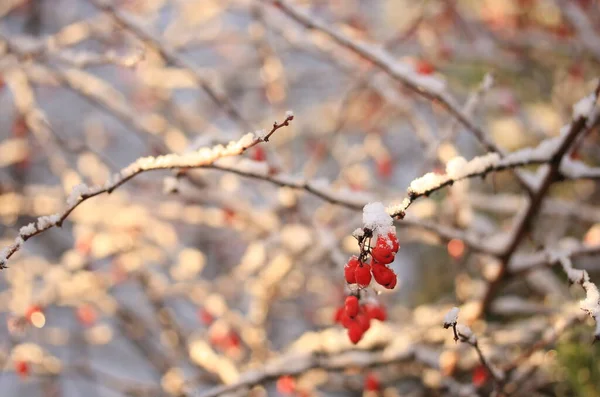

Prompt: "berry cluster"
[344,230,399,289]
[334,296,386,344]
[337,226,399,344]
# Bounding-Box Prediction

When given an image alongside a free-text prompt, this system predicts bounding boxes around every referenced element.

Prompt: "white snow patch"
[573,94,596,119]
[443,307,459,327]
[363,202,393,233]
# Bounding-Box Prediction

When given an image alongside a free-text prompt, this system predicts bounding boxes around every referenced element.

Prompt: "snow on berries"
[337,202,400,344]
[344,203,399,290]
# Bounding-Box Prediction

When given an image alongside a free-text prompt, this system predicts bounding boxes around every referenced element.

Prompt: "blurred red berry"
[198,308,214,325]
[364,372,380,392]
[76,304,97,327]
[333,306,344,323]
[472,365,489,387]
[345,296,359,318]
[347,322,364,344]
[276,375,296,394]
[365,304,387,321]
[252,146,266,162]
[15,360,28,379]
[376,157,393,179]
[415,60,435,75]
[356,312,371,332]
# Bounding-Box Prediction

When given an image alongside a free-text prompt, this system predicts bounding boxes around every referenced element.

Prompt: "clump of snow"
[581,281,600,314]
[443,307,459,328]
[557,255,600,337]
[363,202,393,233]
[37,214,60,229]
[352,228,365,239]
[445,157,468,179]
[456,324,477,344]
[19,222,36,236]
[561,157,595,178]
[408,172,447,195]
[501,136,561,164]
[573,94,596,119]
[67,183,90,206]
[254,129,267,140]
[558,255,587,284]
[285,110,294,118]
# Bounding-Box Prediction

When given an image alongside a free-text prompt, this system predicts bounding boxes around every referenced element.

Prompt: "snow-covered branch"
[0,114,293,269]
[443,308,504,387]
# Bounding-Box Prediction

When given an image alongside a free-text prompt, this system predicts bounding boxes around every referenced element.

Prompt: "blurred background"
[0,0,600,396]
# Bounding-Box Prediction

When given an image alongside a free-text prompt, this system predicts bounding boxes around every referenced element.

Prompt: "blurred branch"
[90,0,252,131]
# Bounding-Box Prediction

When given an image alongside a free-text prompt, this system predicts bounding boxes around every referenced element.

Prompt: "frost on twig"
[0,113,294,269]
[442,307,504,385]
[555,254,600,340]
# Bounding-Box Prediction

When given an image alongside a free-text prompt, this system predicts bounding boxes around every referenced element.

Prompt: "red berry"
[252,146,266,162]
[365,304,387,321]
[198,308,214,325]
[277,375,296,394]
[347,323,364,344]
[334,307,344,323]
[364,373,380,391]
[377,157,393,179]
[355,263,372,288]
[344,256,359,284]
[371,236,395,264]
[415,60,435,75]
[387,273,397,289]
[76,304,97,327]
[356,313,371,332]
[15,360,28,379]
[345,296,359,318]
[387,232,399,252]
[340,311,354,329]
[372,263,395,287]
[472,365,489,387]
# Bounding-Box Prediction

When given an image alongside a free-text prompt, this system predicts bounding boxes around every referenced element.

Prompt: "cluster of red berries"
[344,231,399,289]
[334,296,386,344]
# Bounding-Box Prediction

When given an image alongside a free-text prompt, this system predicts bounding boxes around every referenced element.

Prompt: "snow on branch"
[385,84,600,220]
[555,254,600,340]
[0,114,294,269]
[267,0,501,154]
[442,307,504,386]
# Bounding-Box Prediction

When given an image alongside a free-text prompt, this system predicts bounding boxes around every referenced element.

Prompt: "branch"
[195,342,438,397]
[478,82,600,315]
[443,308,504,389]
[0,114,294,269]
